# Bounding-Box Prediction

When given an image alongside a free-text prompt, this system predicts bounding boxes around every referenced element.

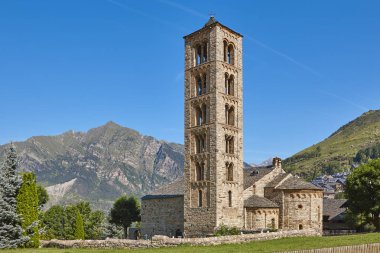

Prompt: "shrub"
[213,224,240,236]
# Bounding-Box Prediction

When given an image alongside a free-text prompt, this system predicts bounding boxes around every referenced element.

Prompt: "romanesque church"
[141,17,323,238]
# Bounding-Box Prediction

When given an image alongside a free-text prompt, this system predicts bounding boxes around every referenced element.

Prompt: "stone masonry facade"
[141,18,323,238]
[183,17,244,237]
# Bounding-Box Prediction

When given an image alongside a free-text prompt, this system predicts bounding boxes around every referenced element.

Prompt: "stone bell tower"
[183,17,244,236]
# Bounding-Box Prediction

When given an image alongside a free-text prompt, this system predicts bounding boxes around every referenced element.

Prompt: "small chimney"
[272,157,282,169]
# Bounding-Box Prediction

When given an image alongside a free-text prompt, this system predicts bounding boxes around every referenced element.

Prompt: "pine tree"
[74,210,85,240]
[0,145,28,248]
[17,173,40,248]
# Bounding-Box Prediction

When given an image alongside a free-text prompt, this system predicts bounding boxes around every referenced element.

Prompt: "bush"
[213,224,240,236]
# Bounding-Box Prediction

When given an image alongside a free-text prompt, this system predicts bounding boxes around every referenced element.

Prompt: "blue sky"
[0,0,379,163]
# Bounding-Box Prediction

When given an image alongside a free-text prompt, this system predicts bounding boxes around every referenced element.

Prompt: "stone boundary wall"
[42,229,320,249]
[277,243,380,253]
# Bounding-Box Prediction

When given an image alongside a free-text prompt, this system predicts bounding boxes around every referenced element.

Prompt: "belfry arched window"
[202,42,208,63]
[223,41,228,62]
[202,104,207,125]
[202,73,207,94]
[226,163,234,181]
[225,74,234,96]
[196,162,204,181]
[225,135,234,154]
[227,44,234,65]
[196,45,202,65]
[228,75,234,96]
[195,73,207,96]
[225,105,235,126]
[196,107,203,126]
[196,76,202,96]
[198,190,203,207]
[195,134,206,154]
[223,40,235,65]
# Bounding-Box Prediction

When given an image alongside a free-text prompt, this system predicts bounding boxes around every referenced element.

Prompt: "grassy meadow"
[1,233,379,253]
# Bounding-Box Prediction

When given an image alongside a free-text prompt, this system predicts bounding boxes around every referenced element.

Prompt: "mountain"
[283,110,380,179]
[251,158,273,167]
[0,122,184,211]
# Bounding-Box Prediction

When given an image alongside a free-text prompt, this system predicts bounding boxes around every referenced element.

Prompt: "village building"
[141,17,323,238]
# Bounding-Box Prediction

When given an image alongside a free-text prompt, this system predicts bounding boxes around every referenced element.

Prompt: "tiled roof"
[243,166,274,190]
[266,173,290,188]
[147,178,184,196]
[323,199,347,221]
[276,176,323,190]
[141,194,182,200]
[184,17,243,39]
[244,195,279,208]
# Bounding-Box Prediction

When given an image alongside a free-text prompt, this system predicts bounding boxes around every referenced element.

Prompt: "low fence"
[277,243,380,253]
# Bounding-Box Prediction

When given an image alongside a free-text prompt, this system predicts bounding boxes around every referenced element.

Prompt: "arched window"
[299,224,303,230]
[225,106,235,126]
[225,135,234,154]
[223,41,228,62]
[196,107,203,126]
[229,136,234,154]
[227,163,233,181]
[225,73,229,94]
[228,75,234,96]
[196,76,202,96]
[195,134,205,154]
[196,162,204,181]
[202,42,208,63]
[271,218,275,229]
[202,73,207,94]
[225,105,229,124]
[227,44,234,65]
[198,190,203,207]
[228,191,232,207]
[202,104,207,125]
[196,45,202,65]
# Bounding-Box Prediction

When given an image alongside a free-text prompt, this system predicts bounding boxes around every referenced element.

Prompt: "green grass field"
[1,233,379,253]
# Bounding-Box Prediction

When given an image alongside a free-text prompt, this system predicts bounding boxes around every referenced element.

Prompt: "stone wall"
[41,229,321,249]
[254,167,284,197]
[283,190,323,232]
[141,196,184,237]
[245,207,279,230]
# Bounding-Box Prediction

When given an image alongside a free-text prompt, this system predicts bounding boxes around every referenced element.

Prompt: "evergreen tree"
[75,201,104,239]
[74,210,85,240]
[17,173,40,248]
[0,145,28,248]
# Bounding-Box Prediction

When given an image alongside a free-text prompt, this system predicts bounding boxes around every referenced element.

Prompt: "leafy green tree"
[41,205,66,239]
[74,201,104,239]
[16,173,40,248]
[74,210,85,240]
[0,145,28,248]
[41,202,104,240]
[64,205,80,240]
[110,195,141,237]
[345,159,380,231]
[36,184,49,208]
